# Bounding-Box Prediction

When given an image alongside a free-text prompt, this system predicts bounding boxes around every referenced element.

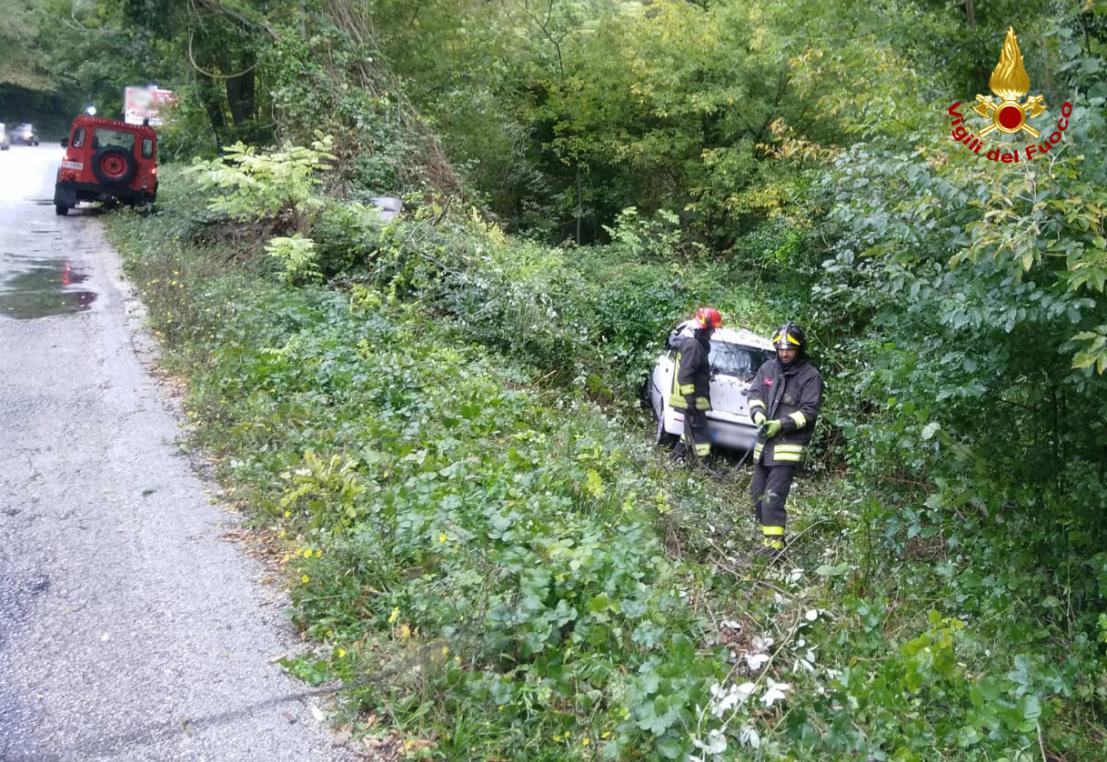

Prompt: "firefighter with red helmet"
[747,322,823,558]
[669,307,723,463]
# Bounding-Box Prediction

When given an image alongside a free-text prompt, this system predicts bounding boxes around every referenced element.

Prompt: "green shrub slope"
[106,163,1107,758]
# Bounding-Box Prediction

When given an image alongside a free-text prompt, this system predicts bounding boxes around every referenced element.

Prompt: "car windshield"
[93,128,135,151]
[709,341,772,380]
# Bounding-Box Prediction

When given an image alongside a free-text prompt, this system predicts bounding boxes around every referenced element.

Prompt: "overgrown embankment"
[104,158,1105,759]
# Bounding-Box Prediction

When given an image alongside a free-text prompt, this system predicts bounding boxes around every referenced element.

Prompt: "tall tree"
[0,0,55,91]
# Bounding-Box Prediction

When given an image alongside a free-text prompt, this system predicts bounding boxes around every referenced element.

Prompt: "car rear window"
[72,128,86,147]
[709,341,773,380]
[93,128,136,151]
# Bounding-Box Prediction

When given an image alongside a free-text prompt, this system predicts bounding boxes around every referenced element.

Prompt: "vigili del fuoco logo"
[946,27,1073,164]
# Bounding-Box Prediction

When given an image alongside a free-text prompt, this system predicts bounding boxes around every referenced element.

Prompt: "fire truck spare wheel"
[92,146,138,186]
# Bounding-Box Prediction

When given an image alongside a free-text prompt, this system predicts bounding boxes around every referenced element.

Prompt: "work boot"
[752,545,783,565]
[668,442,688,462]
[694,455,725,479]
[753,537,785,565]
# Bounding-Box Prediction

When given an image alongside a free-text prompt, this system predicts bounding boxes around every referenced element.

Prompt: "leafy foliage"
[187,136,335,228]
[84,0,1107,758]
[266,234,322,285]
[0,0,54,91]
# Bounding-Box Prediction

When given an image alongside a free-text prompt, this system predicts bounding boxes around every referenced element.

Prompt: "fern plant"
[266,235,322,285]
[187,134,336,231]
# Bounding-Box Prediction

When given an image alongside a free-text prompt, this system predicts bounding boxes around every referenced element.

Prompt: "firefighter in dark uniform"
[669,307,724,463]
[747,322,823,557]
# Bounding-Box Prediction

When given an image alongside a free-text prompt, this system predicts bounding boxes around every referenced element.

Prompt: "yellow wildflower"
[438,533,448,544]
[388,607,400,624]
[300,574,310,584]
[398,624,411,639]
[337,648,347,658]
[582,738,590,747]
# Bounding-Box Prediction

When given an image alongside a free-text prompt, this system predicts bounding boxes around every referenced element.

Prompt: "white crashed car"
[647,325,775,452]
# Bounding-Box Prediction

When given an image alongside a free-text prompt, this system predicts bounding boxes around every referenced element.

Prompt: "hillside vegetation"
[18,0,1107,759]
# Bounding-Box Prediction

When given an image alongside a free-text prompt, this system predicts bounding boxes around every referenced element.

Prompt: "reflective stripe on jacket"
[748,357,823,466]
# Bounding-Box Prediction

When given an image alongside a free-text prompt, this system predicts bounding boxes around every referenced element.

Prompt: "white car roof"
[674,321,774,350]
[712,326,774,350]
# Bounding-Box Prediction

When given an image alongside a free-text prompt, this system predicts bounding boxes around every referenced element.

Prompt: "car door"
[650,350,673,418]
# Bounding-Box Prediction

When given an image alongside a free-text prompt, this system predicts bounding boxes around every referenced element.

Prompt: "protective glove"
[751,411,767,427]
[763,419,783,438]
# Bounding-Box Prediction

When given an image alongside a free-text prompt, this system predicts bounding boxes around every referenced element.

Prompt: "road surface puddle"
[0,258,97,319]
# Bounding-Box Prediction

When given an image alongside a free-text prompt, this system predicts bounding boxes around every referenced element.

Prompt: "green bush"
[186,136,336,230]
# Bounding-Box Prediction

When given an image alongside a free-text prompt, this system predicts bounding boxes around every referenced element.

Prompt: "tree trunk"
[225,53,256,128]
[197,71,228,145]
[963,0,976,30]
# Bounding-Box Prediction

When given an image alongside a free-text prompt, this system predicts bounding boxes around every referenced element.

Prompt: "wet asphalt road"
[0,147,353,760]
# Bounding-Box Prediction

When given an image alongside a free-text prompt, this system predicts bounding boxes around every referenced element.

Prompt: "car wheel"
[91,146,138,186]
[655,409,677,446]
[55,204,69,216]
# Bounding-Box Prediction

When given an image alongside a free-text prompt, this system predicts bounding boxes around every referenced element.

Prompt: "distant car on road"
[647,324,775,452]
[11,123,39,146]
[0,124,9,151]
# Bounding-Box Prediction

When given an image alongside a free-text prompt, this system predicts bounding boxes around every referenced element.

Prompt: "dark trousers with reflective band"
[681,404,711,459]
[752,462,795,549]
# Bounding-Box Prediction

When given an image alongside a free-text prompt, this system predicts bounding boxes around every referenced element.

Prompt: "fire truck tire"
[91,146,137,187]
[55,204,69,216]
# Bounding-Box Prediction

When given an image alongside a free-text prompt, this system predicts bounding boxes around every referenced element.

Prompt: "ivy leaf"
[636,695,679,735]
[587,593,612,614]
[815,563,852,577]
[1018,694,1041,732]
[655,735,684,759]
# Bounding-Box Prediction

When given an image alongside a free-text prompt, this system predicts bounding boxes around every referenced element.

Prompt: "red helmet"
[694,307,723,330]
